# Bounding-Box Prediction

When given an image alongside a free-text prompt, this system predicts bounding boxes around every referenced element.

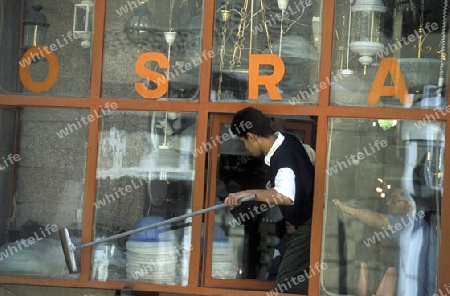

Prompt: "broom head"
[59,228,78,273]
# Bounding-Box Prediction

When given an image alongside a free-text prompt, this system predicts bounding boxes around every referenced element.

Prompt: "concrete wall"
[0,109,16,245]
[0,0,20,93]
[15,107,89,229]
[20,0,91,97]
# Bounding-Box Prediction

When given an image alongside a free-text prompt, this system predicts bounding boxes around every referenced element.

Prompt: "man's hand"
[224,191,251,210]
[332,199,350,214]
[332,199,390,229]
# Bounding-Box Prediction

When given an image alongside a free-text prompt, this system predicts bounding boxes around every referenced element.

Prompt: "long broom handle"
[76,194,257,250]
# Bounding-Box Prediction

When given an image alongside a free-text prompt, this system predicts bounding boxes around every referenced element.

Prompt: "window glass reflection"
[93,111,197,285]
[211,0,322,104]
[102,0,204,100]
[0,1,93,97]
[330,0,449,108]
[0,107,89,279]
[321,118,442,296]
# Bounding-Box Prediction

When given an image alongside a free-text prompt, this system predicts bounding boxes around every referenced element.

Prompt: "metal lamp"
[349,0,387,67]
[124,2,153,45]
[277,0,289,10]
[22,4,50,50]
[73,0,94,48]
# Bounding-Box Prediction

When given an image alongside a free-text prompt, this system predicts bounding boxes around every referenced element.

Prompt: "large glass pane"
[330,0,449,108]
[211,0,323,104]
[93,111,197,285]
[102,0,204,100]
[321,118,443,296]
[0,107,89,279]
[0,1,95,97]
[211,116,316,280]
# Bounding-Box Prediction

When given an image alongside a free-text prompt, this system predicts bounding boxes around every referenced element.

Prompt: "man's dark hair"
[231,107,274,139]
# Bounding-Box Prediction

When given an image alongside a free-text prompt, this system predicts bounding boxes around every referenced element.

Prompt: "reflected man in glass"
[333,182,438,296]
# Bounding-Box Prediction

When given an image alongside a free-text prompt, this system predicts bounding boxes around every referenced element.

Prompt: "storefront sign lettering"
[20,46,59,93]
[19,48,412,106]
[248,54,285,100]
[135,52,170,99]
[367,57,412,105]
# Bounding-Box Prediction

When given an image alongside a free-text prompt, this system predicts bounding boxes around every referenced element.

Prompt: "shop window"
[92,111,197,285]
[0,1,95,97]
[321,118,443,296]
[101,0,204,100]
[210,0,323,104]
[330,0,449,109]
[0,107,89,279]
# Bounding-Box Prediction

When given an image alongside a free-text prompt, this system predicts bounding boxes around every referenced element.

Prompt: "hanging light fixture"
[331,0,371,106]
[349,0,387,69]
[277,0,288,58]
[124,1,153,46]
[73,0,94,48]
[22,4,50,50]
[414,0,448,109]
[158,31,178,146]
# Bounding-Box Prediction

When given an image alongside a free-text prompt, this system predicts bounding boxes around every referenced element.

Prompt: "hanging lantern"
[22,4,50,50]
[124,3,153,46]
[277,0,289,11]
[349,0,387,66]
[73,0,94,48]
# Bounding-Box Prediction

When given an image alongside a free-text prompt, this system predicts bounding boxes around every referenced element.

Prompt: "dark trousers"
[274,218,312,295]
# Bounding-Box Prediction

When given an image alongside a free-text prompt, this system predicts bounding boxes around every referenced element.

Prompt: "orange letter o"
[19,46,59,93]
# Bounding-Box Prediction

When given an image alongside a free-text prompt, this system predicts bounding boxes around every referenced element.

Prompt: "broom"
[59,194,256,273]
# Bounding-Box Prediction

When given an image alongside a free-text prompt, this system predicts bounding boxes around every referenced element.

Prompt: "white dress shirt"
[264,132,296,203]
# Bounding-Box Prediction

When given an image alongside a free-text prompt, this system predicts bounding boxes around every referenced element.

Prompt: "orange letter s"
[135,52,170,99]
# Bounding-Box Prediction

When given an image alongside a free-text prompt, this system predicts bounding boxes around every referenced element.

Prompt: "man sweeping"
[224,107,314,294]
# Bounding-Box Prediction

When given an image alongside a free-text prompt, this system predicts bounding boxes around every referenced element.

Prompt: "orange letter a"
[366,57,412,105]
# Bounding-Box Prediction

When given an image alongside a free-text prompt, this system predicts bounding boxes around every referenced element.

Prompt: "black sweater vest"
[266,133,314,227]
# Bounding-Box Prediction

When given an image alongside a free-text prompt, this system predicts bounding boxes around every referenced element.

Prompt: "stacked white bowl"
[125,216,181,285]
[211,238,237,279]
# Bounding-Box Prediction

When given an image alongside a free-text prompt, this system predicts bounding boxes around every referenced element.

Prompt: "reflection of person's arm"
[333,199,389,229]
